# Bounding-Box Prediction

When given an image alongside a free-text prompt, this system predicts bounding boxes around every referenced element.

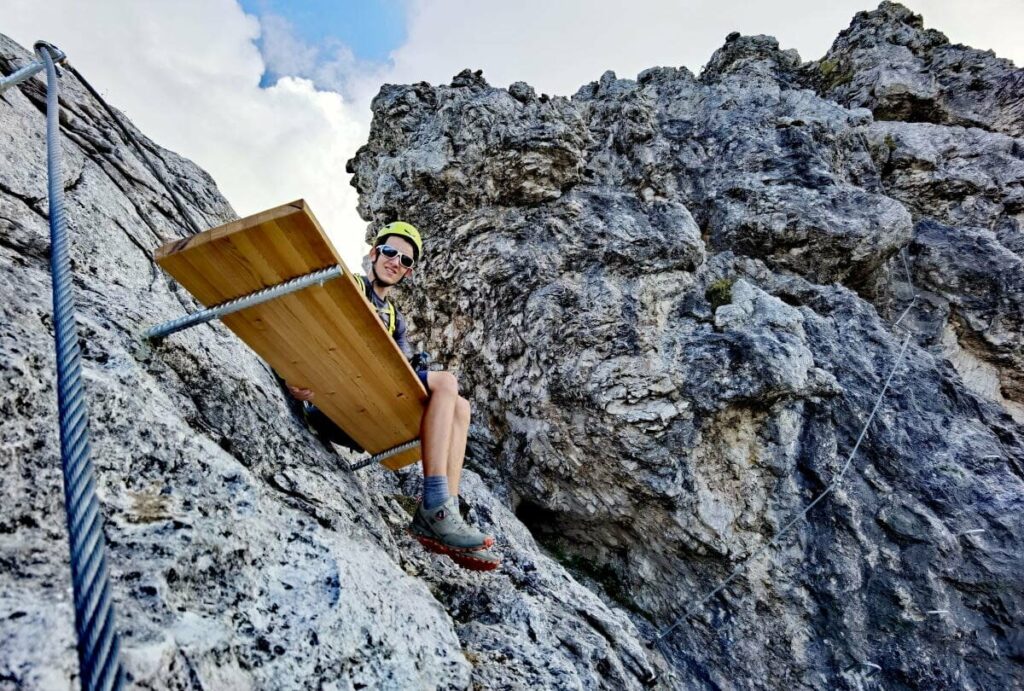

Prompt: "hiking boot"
[451,546,501,572]
[410,497,494,554]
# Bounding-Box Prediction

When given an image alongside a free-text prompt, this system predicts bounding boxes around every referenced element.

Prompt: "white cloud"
[3,0,372,269]
[356,0,1023,100]
[257,14,324,81]
[257,13,373,101]
[3,0,1020,273]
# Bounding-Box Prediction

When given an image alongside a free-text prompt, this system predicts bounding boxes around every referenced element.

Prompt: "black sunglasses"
[377,244,415,268]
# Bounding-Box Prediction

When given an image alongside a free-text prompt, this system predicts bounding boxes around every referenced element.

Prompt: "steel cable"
[38,43,125,691]
[654,254,920,647]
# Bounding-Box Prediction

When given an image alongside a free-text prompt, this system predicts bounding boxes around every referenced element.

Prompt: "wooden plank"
[154,202,303,264]
[155,199,426,470]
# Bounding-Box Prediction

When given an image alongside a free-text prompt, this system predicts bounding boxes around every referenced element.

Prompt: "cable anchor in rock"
[0,41,66,94]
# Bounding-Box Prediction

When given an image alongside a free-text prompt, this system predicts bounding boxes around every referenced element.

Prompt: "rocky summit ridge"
[2,2,1023,689]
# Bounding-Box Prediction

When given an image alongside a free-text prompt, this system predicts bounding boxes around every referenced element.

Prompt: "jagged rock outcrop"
[809,1,1024,138]
[860,120,1024,420]
[4,2,1024,689]
[807,1,1024,424]
[348,3,1024,688]
[0,35,660,690]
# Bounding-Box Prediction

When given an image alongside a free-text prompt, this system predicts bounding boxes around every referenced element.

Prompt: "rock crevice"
[4,2,1024,689]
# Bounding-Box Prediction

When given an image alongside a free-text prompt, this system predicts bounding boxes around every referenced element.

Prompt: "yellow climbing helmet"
[374,221,423,261]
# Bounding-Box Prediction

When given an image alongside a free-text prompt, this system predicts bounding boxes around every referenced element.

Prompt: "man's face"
[372,235,416,286]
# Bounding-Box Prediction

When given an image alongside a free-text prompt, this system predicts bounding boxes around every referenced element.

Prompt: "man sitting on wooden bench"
[288,222,501,572]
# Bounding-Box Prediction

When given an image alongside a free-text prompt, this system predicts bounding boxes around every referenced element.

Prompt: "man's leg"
[421,371,459,481]
[438,395,501,571]
[422,371,471,494]
[412,372,493,554]
[447,397,471,495]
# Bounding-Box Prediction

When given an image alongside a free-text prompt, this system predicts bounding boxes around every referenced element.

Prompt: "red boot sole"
[450,551,501,571]
[411,532,494,554]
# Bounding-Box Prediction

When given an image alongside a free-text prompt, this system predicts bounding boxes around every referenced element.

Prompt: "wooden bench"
[153,199,426,470]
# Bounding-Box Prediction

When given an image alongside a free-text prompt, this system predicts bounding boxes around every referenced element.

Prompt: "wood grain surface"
[155,199,426,470]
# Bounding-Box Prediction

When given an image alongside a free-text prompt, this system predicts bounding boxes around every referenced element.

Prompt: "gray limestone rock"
[863,121,1024,237]
[347,4,1024,688]
[349,71,589,215]
[4,1,1024,689]
[573,45,914,287]
[857,118,1024,421]
[910,219,1024,418]
[809,1,1024,138]
[0,34,659,690]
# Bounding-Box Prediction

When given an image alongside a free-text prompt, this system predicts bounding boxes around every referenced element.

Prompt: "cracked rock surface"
[0,34,660,690]
[4,2,1024,689]
[348,3,1024,688]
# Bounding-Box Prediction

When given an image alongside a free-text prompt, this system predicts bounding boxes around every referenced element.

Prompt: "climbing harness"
[2,42,125,690]
[652,255,920,658]
[359,274,397,335]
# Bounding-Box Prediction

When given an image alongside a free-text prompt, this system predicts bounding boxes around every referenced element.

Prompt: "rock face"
[348,3,1024,688]
[860,120,1024,421]
[2,3,1023,691]
[0,36,659,690]
[810,1,1024,138]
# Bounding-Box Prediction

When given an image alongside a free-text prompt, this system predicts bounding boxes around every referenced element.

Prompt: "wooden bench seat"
[154,199,426,470]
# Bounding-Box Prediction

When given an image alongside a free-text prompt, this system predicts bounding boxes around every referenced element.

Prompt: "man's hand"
[286,384,315,402]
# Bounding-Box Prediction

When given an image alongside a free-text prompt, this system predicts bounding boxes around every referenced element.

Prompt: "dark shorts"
[417,369,430,392]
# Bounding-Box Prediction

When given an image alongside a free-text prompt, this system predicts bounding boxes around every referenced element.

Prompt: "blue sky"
[240,0,406,60]
[240,0,407,88]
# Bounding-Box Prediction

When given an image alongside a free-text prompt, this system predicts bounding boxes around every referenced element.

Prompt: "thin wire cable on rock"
[655,252,920,645]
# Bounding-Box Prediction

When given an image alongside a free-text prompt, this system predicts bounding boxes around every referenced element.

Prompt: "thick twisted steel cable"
[654,257,920,646]
[38,43,125,691]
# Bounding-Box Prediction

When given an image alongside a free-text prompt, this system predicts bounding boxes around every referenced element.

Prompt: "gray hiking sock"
[423,475,449,510]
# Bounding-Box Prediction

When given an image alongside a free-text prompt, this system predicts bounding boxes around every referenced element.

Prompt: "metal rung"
[145,265,343,341]
[348,438,421,471]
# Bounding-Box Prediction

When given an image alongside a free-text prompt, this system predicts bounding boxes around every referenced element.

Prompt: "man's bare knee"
[429,371,459,398]
[455,397,471,425]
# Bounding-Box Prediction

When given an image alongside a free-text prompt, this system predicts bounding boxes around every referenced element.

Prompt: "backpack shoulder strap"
[359,274,396,335]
